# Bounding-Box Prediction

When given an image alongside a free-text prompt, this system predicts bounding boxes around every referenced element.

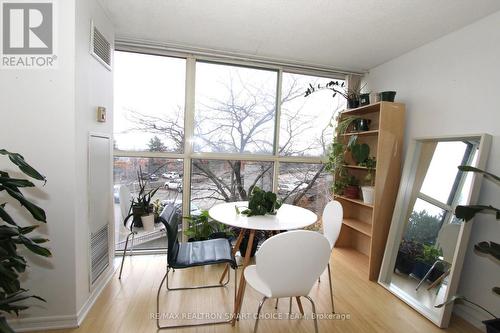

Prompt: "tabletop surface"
[208,201,318,231]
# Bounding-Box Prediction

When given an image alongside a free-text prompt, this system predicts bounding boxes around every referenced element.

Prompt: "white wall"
[366,10,500,330]
[74,0,114,315]
[0,0,78,328]
[0,0,114,330]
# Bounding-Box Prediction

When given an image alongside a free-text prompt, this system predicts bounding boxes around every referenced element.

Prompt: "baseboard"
[76,266,115,325]
[453,305,486,333]
[8,314,78,332]
[8,267,115,332]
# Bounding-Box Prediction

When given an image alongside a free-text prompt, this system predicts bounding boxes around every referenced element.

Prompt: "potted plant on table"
[436,166,500,333]
[131,167,159,231]
[233,186,282,257]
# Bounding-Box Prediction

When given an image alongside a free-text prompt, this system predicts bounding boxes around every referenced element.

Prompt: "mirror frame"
[378,134,492,328]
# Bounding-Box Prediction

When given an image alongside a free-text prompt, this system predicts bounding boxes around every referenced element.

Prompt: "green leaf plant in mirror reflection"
[0,149,51,333]
[435,166,499,318]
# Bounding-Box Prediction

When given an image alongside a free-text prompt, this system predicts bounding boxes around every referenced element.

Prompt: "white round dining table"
[208,201,318,231]
[208,201,318,325]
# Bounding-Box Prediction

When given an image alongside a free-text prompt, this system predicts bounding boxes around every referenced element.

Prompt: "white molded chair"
[244,230,331,333]
[321,200,343,313]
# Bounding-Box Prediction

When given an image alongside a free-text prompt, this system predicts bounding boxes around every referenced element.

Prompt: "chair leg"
[156,266,233,329]
[303,296,319,333]
[129,232,135,256]
[275,298,279,309]
[254,296,267,333]
[288,297,292,314]
[118,232,133,280]
[166,265,231,290]
[327,263,335,313]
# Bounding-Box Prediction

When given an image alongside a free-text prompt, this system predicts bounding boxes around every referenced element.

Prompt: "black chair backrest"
[159,203,179,265]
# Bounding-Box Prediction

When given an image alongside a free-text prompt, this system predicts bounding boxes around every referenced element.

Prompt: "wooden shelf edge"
[335,195,374,208]
[341,129,379,137]
[342,218,372,237]
[341,101,404,115]
[344,164,377,171]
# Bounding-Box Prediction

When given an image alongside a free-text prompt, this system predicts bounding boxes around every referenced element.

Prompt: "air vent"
[90,224,109,284]
[90,20,112,70]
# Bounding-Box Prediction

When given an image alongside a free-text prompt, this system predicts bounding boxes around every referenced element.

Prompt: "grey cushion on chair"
[159,205,236,270]
[174,238,236,269]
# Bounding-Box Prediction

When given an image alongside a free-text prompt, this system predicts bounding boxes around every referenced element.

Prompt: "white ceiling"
[100,0,500,72]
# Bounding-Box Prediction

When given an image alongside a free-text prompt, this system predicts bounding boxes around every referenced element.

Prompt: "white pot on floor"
[141,214,155,231]
[361,186,375,205]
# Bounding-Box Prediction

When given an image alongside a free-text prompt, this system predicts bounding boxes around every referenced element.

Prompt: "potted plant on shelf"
[304,80,367,109]
[131,167,159,231]
[360,157,376,205]
[343,175,360,199]
[436,166,499,333]
[351,142,370,165]
[0,150,51,333]
[379,91,397,102]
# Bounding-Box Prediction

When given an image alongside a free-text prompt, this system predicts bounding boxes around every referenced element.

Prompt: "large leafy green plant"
[454,166,499,295]
[0,150,51,333]
[436,166,499,320]
[184,210,233,241]
[240,186,281,217]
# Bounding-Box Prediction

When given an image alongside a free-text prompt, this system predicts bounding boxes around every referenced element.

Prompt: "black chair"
[156,205,237,329]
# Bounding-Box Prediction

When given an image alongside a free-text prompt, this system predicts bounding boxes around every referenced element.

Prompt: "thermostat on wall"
[97,107,106,122]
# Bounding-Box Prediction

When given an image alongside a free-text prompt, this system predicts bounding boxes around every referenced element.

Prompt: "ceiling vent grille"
[90,21,112,70]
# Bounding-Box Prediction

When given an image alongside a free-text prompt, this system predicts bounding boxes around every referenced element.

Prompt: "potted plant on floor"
[436,166,499,333]
[395,239,423,275]
[184,210,233,242]
[131,167,159,231]
[0,150,51,333]
[412,244,443,281]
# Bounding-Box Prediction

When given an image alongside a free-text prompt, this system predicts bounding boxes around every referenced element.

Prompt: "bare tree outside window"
[113,51,346,249]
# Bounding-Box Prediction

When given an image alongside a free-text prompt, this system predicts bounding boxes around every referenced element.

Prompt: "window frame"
[113,46,347,245]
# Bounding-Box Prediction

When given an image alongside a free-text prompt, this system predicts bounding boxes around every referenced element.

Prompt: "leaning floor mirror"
[378,134,492,327]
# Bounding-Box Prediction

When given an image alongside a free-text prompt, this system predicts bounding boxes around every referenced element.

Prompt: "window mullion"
[182,56,196,242]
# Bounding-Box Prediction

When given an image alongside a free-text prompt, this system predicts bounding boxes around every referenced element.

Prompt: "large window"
[114,51,186,152]
[280,73,345,156]
[113,50,346,251]
[194,62,277,154]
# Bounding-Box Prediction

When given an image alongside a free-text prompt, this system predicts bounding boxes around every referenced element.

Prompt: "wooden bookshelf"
[334,102,405,280]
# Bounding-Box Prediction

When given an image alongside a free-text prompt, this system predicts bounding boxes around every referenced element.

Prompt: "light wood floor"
[36,248,480,333]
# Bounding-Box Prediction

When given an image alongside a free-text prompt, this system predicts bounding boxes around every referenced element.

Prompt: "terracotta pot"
[344,185,360,199]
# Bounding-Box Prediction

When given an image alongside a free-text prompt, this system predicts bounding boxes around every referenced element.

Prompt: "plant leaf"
[455,205,500,222]
[0,316,15,333]
[458,165,500,183]
[17,235,51,257]
[0,150,46,182]
[0,186,46,222]
[0,205,16,226]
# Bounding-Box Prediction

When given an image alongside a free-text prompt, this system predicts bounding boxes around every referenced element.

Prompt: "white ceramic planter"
[361,186,375,205]
[141,214,155,232]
